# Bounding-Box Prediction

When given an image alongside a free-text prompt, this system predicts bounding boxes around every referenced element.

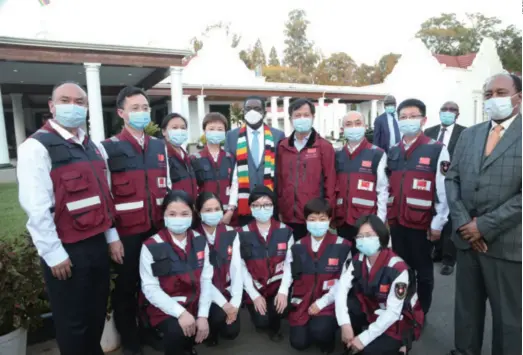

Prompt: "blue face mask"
[293,118,313,133]
[55,104,87,128]
[385,106,396,115]
[164,216,192,234]
[398,118,422,137]
[306,221,330,238]
[205,131,226,145]
[128,111,151,130]
[439,112,456,126]
[344,127,365,142]
[168,129,188,146]
[356,236,381,257]
[251,207,273,223]
[201,211,223,227]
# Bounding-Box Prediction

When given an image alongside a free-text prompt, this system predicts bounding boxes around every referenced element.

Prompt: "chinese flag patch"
[157,177,167,188]
[197,251,205,260]
[362,160,372,168]
[158,154,165,162]
[328,258,339,266]
[308,148,317,154]
[419,157,430,165]
[379,284,390,293]
[277,243,287,250]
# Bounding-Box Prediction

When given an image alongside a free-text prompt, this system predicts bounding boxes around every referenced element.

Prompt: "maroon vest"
[205,224,237,300]
[167,144,198,200]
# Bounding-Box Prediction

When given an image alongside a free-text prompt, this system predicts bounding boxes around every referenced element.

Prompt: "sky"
[0,0,521,65]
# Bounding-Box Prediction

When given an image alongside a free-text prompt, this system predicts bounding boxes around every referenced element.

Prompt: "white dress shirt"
[348,141,389,223]
[294,132,312,152]
[203,227,243,309]
[139,233,214,319]
[247,125,265,164]
[241,223,295,301]
[490,114,518,138]
[335,258,410,347]
[278,235,352,310]
[387,113,399,148]
[438,123,455,148]
[403,136,450,231]
[17,120,119,267]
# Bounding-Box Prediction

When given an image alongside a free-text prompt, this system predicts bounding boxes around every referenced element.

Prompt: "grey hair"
[342,110,364,124]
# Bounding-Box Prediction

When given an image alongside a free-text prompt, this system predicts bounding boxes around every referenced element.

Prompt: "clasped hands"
[459,217,487,253]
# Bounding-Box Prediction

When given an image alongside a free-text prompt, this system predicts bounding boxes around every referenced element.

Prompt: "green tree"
[283,9,319,74]
[313,52,357,85]
[263,65,311,84]
[239,49,253,69]
[374,53,401,82]
[268,46,280,66]
[352,64,379,86]
[251,39,267,67]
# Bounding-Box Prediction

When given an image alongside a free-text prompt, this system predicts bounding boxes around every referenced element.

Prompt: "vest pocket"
[112,176,135,197]
[114,200,146,227]
[61,171,89,193]
[403,197,432,225]
[65,196,105,231]
[350,197,376,220]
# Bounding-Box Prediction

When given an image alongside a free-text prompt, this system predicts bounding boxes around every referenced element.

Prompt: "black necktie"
[437,127,447,143]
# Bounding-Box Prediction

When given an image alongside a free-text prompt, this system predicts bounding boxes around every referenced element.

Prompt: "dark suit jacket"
[424,123,466,159]
[373,113,399,153]
[444,114,522,262]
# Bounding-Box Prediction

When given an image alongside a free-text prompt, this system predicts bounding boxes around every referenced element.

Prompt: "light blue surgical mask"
[128,111,151,130]
[306,221,330,238]
[293,118,313,133]
[55,104,87,128]
[168,129,188,146]
[484,96,515,121]
[251,206,273,223]
[205,131,226,145]
[164,216,193,234]
[398,118,422,137]
[385,106,396,115]
[439,112,456,126]
[343,127,366,142]
[356,236,381,257]
[201,211,223,227]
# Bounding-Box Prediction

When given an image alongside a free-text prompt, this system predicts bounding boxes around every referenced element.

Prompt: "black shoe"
[440,265,454,275]
[269,331,283,342]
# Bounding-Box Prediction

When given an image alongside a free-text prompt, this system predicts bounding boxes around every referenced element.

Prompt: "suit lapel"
[447,125,462,154]
[429,125,441,140]
[481,115,522,171]
[473,123,491,173]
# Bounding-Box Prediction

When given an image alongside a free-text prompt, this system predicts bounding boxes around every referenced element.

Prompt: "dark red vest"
[289,233,351,326]
[239,220,292,303]
[167,144,198,200]
[204,224,237,300]
[31,123,115,244]
[334,140,384,226]
[101,130,167,237]
[351,249,424,341]
[140,229,206,327]
[387,134,443,230]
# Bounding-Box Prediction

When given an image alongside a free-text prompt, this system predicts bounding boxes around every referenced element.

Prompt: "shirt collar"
[294,132,312,143]
[491,114,518,132]
[247,125,264,135]
[347,140,362,153]
[49,119,86,142]
[402,135,420,150]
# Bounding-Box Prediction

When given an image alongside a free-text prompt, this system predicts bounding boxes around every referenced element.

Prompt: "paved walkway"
[28,263,493,355]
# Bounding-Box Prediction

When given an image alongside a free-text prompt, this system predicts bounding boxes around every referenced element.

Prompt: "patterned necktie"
[251,130,260,167]
[484,125,504,156]
[437,127,447,143]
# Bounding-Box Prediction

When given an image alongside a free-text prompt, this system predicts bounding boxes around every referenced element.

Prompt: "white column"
[270,96,278,128]
[0,85,10,167]
[370,99,378,126]
[182,95,191,119]
[332,98,340,139]
[317,97,325,136]
[283,96,292,135]
[197,95,206,140]
[84,63,105,143]
[11,94,25,148]
[170,66,183,113]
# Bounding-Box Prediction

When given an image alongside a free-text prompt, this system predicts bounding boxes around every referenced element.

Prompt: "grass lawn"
[0,183,26,241]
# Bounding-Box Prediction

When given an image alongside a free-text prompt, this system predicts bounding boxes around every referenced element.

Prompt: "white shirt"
[437,123,454,148]
[278,235,352,310]
[387,113,399,148]
[139,233,214,319]
[403,136,450,231]
[294,132,312,152]
[335,257,410,347]
[490,114,518,138]
[203,227,243,309]
[247,125,265,164]
[347,141,390,223]
[241,223,295,301]
[17,120,119,267]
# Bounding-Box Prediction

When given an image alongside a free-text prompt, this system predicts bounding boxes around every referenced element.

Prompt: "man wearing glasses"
[386,99,450,316]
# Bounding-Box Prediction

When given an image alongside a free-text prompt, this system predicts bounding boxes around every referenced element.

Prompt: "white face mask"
[245,110,263,125]
[484,96,516,121]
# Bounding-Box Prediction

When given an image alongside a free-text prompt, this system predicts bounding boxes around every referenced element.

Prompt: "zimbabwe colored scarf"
[236,124,275,215]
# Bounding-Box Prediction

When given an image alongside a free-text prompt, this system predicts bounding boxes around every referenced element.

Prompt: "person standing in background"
[372,95,400,153]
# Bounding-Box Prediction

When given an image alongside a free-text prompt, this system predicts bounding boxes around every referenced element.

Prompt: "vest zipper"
[293,152,302,223]
[398,158,407,219]
[143,152,153,226]
[83,144,114,222]
[309,252,318,306]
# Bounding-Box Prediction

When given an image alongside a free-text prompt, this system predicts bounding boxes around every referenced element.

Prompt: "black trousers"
[246,295,285,333]
[112,229,156,351]
[347,291,404,355]
[208,303,240,340]
[337,223,359,256]
[289,315,338,352]
[432,219,456,266]
[455,249,522,355]
[287,223,308,241]
[42,233,109,355]
[390,224,433,314]
[158,317,195,355]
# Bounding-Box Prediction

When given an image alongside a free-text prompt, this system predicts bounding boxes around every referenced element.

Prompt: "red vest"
[101,130,167,237]
[351,249,424,341]
[239,220,292,303]
[334,140,384,226]
[140,229,206,327]
[289,233,351,326]
[167,144,198,200]
[31,123,115,244]
[387,134,443,230]
[205,224,237,300]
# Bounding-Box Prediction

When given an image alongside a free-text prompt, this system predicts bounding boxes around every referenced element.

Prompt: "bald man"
[17,82,123,355]
[373,95,400,153]
[334,111,389,249]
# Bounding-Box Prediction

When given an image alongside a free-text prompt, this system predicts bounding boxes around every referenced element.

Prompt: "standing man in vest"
[277,98,336,241]
[373,95,401,153]
[17,82,122,355]
[225,96,285,226]
[387,98,450,316]
[335,111,389,251]
[98,86,170,355]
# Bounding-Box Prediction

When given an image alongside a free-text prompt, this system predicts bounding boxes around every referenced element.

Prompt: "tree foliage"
[268,46,280,66]
[251,39,267,67]
[312,52,357,85]
[283,9,319,74]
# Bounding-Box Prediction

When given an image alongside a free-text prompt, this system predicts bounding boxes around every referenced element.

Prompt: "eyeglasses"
[251,204,273,210]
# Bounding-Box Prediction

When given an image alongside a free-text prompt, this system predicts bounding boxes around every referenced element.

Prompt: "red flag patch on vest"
[158,154,165,162]
[197,251,205,260]
[157,177,167,188]
[379,284,390,293]
[278,243,287,250]
[395,282,407,299]
[328,258,339,266]
[412,179,431,191]
[419,157,430,165]
[362,160,372,168]
[357,179,374,191]
[440,161,450,175]
[323,279,337,290]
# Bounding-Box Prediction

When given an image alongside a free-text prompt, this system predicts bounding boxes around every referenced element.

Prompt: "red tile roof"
[433,53,477,69]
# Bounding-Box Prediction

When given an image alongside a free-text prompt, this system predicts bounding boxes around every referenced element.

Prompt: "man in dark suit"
[424,101,466,275]
[225,96,285,226]
[446,73,522,355]
[373,95,400,152]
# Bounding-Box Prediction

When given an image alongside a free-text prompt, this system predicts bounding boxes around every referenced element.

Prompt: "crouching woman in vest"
[335,215,424,355]
[194,192,242,345]
[139,190,213,355]
[240,186,294,342]
[275,198,352,354]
